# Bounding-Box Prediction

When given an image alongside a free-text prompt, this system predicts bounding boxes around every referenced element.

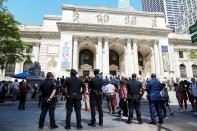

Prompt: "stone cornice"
[21,31,60,39]
[168,38,192,45]
[62,5,164,18]
[43,15,62,20]
[57,22,172,36]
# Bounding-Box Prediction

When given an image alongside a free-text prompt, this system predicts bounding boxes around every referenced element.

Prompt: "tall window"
[5,64,15,76]
[179,51,184,58]
[79,49,93,67]
[23,61,33,73]
[109,50,119,66]
[180,64,187,78]
[192,64,197,78]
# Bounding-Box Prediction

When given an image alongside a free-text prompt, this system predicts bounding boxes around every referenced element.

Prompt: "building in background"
[118,0,135,10]
[176,0,197,34]
[141,0,182,31]
[0,4,195,81]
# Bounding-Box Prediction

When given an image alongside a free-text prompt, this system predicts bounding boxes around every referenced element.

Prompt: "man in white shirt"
[190,78,197,111]
[11,79,19,102]
[105,80,115,114]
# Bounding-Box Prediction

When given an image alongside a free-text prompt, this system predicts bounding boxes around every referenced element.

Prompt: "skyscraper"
[142,0,164,12]
[141,0,182,31]
[176,0,197,34]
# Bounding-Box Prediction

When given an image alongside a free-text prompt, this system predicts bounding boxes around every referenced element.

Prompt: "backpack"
[160,88,169,99]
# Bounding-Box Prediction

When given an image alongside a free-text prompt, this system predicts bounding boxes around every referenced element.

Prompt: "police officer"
[88,69,103,127]
[64,69,84,129]
[39,72,58,129]
[126,73,143,124]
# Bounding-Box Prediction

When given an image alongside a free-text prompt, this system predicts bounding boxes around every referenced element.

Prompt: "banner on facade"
[61,42,72,71]
[161,46,170,72]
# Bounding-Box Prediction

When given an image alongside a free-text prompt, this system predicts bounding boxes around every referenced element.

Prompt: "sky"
[6,0,142,25]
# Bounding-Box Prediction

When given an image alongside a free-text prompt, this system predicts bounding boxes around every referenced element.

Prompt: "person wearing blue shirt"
[146,73,163,124]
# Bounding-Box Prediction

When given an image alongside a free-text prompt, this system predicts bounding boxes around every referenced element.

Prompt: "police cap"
[71,69,77,76]
[94,69,100,75]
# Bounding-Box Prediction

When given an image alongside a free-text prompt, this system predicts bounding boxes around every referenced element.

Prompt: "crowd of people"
[1,70,197,129]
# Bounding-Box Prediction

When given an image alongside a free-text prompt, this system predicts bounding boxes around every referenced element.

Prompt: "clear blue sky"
[6,0,142,25]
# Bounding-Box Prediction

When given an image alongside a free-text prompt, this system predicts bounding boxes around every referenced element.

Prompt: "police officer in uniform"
[39,72,58,129]
[64,69,84,129]
[88,69,103,127]
[126,73,143,124]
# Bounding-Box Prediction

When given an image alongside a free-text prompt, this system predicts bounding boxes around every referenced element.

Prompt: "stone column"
[124,45,128,77]
[127,39,133,77]
[133,40,139,74]
[72,37,79,71]
[102,38,109,77]
[153,41,161,76]
[15,63,21,74]
[96,37,103,71]
[151,47,156,73]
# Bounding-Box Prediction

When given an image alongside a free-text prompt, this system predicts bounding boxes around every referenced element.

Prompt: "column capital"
[126,38,132,43]
[153,40,159,45]
[97,36,103,42]
[73,36,79,41]
[104,37,109,42]
[132,39,138,44]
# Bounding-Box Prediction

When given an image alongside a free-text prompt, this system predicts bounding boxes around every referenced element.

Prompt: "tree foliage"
[0,0,26,70]
[188,51,197,59]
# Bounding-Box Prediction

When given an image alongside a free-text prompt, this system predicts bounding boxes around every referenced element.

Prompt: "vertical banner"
[60,41,72,71]
[161,46,170,72]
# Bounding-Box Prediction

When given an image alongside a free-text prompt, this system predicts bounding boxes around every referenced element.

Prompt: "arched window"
[192,64,197,78]
[180,64,187,78]
[109,50,119,66]
[23,61,33,73]
[79,49,93,67]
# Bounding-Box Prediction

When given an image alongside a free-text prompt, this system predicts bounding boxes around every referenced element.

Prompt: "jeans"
[149,100,163,123]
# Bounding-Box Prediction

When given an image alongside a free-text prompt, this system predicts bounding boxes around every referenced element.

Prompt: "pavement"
[0,92,197,131]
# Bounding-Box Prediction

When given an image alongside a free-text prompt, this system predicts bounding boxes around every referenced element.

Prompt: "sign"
[189,22,197,34]
[192,34,197,43]
[161,46,170,72]
[61,42,72,71]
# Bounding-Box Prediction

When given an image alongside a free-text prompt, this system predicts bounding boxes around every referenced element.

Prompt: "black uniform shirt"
[89,76,103,91]
[126,79,142,95]
[65,76,83,94]
[40,79,56,97]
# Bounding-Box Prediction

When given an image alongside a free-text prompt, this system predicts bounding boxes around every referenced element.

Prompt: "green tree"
[188,51,197,59]
[0,0,26,71]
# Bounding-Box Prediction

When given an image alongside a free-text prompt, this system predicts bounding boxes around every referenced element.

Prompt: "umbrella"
[12,72,29,79]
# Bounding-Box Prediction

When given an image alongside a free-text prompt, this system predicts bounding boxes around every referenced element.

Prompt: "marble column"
[133,40,139,74]
[72,37,79,71]
[124,45,128,77]
[15,63,21,74]
[102,38,109,77]
[151,47,156,73]
[127,39,134,77]
[153,41,161,76]
[96,37,103,71]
